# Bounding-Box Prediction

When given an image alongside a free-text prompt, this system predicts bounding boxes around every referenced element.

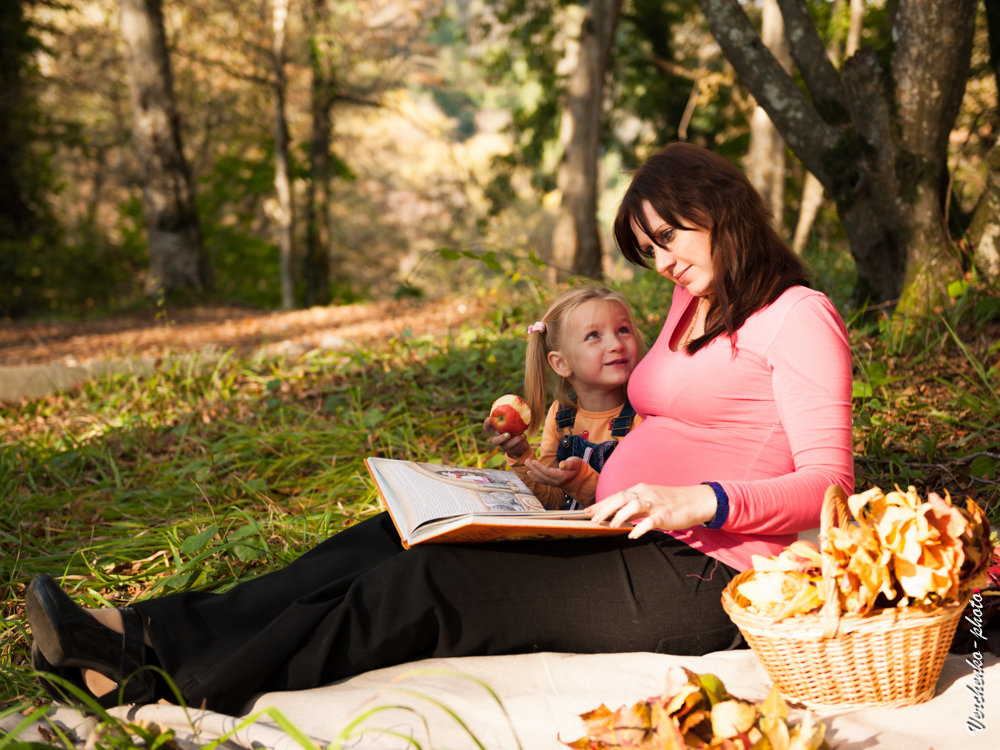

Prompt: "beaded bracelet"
[701,481,730,529]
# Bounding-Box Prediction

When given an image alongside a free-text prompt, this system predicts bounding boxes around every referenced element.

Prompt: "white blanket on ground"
[19,650,1000,749]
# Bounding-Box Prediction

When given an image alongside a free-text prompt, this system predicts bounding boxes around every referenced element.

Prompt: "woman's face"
[632,200,714,297]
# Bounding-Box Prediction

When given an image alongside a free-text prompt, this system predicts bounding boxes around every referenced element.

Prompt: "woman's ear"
[547,350,573,378]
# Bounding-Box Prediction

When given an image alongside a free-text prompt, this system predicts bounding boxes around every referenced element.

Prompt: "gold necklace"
[681,297,707,348]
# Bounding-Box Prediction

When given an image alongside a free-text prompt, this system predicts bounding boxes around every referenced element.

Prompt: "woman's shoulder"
[772,284,830,307]
[740,286,847,351]
[758,285,842,324]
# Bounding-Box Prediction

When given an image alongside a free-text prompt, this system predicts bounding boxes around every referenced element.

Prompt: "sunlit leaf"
[759,686,788,722]
[693,672,728,706]
[710,700,757,738]
[179,525,219,554]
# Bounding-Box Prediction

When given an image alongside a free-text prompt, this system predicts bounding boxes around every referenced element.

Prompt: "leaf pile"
[736,486,994,619]
[735,542,824,620]
[831,486,992,612]
[563,667,829,749]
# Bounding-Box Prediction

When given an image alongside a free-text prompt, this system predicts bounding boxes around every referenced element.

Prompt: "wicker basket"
[721,484,970,709]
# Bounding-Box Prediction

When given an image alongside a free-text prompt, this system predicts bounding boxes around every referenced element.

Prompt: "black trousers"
[135,512,743,714]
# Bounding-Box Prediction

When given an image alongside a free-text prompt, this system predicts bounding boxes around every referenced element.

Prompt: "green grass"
[2,274,999,746]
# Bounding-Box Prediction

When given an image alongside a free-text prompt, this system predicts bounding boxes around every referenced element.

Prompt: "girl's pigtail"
[523,321,549,435]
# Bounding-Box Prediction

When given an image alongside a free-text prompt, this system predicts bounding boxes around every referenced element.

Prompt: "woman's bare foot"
[90,608,123,634]
[84,669,117,698]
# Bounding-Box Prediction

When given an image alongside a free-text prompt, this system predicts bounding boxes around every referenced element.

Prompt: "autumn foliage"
[734,486,994,619]
[563,667,830,750]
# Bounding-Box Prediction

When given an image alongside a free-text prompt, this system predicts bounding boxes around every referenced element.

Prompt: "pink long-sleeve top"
[595,285,855,572]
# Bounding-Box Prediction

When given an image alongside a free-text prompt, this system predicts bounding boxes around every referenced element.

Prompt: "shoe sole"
[25,576,71,667]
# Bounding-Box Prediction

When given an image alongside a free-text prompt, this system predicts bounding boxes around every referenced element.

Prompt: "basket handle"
[819,484,849,638]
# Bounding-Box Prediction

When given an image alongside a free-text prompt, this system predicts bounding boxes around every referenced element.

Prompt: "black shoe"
[32,642,141,709]
[31,643,88,704]
[26,574,156,706]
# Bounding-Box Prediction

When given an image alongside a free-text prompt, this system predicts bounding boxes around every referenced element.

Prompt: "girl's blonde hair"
[522,286,646,434]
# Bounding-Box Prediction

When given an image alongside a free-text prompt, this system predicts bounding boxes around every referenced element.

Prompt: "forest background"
[5,0,1000,319]
[3,0,1000,724]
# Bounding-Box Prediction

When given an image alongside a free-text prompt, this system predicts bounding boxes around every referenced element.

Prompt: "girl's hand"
[524,457,584,489]
[482,417,531,459]
[586,483,718,539]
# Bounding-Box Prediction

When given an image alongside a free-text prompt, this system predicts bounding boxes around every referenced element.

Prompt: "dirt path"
[0,296,489,401]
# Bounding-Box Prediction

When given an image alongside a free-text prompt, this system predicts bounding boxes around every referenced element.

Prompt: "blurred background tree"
[1,0,66,318]
[119,0,210,299]
[1,0,997,320]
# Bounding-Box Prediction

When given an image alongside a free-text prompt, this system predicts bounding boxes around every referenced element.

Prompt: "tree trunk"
[272,0,296,310]
[968,142,1000,281]
[891,0,974,311]
[791,0,862,256]
[118,0,208,297]
[745,0,791,227]
[0,0,35,240]
[699,0,975,313]
[967,0,1000,283]
[551,0,623,281]
[791,173,824,255]
[303,0,333,307]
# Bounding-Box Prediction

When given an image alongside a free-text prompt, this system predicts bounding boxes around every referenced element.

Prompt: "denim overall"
[554,396,637,510]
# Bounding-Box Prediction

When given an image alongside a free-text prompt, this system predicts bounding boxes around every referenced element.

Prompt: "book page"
[367,458,546,537]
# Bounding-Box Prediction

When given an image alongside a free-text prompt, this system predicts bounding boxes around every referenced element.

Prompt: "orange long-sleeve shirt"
[505,401,642,509]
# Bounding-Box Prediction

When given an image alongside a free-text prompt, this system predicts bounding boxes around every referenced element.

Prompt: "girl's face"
[547,299,640,394]
[632,200,714,297]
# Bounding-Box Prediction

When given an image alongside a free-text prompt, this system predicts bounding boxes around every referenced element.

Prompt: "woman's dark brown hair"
[613,142,811,353]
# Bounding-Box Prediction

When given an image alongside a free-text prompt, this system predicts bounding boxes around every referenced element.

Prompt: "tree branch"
[697,0,840,178]
[332,92,382,108]
[840,48,893,155]
[775,0,849,122]
[649,54,696,81]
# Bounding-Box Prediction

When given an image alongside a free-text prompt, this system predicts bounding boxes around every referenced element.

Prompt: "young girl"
[485,286,646,509]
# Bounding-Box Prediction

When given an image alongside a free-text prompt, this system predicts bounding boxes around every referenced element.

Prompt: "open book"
[365,457,631,548]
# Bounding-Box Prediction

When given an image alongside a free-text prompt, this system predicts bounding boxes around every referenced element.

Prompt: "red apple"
[489,394,532,436]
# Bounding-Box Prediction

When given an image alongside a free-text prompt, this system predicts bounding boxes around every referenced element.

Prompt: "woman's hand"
[524,457,584,489]
[482,417,531,459]
[586,483,718,539]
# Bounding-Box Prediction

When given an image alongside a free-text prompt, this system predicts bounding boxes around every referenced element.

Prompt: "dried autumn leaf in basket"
[733,542,824,618]
[737,485,993,620]
[823,520,894,614]
[957,494,994,589]
[842,486,992,608]
[561,667,831,749]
